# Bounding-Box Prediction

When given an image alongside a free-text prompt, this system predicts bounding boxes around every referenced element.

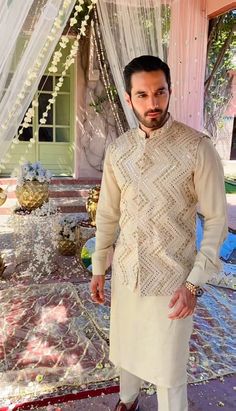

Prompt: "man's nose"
[148,95,159,109]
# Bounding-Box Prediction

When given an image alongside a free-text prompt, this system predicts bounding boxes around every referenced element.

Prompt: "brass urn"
[0,187,7,206]
[16,181,49,211]
[86,185,101,226]
[0,254,5,276]
[58,239,77,256]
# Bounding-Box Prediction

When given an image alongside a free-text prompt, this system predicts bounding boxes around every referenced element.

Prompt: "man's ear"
[125,92,132,108]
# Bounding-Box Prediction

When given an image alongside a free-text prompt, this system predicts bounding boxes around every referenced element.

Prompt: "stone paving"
[36,375,235,411]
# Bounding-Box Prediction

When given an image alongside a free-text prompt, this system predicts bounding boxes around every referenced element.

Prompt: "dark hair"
[123,55,171,96]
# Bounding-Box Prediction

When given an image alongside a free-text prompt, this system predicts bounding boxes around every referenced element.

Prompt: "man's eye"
[138,94,146,98]
[156,90,166,96]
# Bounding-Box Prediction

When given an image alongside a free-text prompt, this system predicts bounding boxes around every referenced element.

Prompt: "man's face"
[125,70,171,131]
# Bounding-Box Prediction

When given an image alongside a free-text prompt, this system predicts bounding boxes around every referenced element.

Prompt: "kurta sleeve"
[92,144,121,276]
[186,136,228,286]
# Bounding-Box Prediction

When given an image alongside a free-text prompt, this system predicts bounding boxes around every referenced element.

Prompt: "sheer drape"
[0,0,76,161]
[168,0,208,130]
[97,0,208,131]
[96,0,170,128]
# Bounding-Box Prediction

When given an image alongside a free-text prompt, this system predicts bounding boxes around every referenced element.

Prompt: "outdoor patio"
[0,176,235,410]
[0,0,235,410]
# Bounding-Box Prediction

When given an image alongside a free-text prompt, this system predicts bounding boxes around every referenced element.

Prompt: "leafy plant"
[89,86,118,114]
[204,10,235,141]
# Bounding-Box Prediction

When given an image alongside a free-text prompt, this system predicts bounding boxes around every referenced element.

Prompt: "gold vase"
[0,187,7,206]
[0,254,5,276]
[16,181,49,211]
[58,239,76,256]
[86,185,101,226]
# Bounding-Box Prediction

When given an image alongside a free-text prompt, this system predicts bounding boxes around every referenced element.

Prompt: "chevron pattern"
[110,117,204,296]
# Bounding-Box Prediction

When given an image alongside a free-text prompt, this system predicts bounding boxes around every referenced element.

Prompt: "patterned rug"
[0,282,116,403]
[76,282,235,384]
[0,219,235,405]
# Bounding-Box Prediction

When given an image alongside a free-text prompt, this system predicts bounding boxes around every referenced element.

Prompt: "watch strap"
[185,281,203,297]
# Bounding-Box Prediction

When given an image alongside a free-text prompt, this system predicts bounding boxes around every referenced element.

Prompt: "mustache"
[145,109,162,115]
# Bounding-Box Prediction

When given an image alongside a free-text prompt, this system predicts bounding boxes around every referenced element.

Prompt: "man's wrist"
[185,281,204,297]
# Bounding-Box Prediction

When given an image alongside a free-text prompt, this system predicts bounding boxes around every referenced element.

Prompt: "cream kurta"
[109,275,193,387]
[92,115,228,386]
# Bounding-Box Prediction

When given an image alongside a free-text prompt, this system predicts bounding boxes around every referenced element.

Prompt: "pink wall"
[206,0,236,17]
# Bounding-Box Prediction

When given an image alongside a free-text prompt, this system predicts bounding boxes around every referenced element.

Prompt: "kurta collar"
[137,113,174,139]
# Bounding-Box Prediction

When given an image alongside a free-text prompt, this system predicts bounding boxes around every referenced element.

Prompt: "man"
[90,55,228,411]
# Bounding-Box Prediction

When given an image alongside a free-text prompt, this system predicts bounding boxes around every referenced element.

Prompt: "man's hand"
[89,275,105,304]
[168,285,196,320]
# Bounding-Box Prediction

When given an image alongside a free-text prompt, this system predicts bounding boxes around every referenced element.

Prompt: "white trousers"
[120,368,188,411]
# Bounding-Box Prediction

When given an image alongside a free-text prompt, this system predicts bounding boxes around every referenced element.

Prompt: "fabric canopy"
[96,0,208,131]
[0,0,76,162]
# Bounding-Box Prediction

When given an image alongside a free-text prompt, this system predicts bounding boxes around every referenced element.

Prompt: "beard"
[131,100,170,130]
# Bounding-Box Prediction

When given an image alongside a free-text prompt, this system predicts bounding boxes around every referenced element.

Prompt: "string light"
[93,8,125,135]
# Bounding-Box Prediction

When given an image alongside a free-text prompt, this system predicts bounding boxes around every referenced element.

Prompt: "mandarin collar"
[137,113,173,139]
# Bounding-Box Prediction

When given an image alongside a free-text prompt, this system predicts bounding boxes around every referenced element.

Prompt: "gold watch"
[185,281,203,297]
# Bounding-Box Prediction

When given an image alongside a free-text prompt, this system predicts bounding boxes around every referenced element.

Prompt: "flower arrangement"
[17,161,52,186]
[16,161,52,210]
[57,215,81,256]
[57,215,80,242]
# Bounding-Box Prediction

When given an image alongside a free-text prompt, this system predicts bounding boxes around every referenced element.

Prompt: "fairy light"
[93,9,124,135]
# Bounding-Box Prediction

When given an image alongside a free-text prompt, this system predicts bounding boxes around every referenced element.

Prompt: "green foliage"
[89,85,118,114]
[89,94,107,114]
[204,10,235,139]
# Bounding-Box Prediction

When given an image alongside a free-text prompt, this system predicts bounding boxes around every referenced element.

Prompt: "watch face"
[196,288,203,297]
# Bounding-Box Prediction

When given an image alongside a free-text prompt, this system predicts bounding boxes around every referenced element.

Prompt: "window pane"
[56,94,70,125]
[56,76,70,92]
[56,127,70,142]
[18,127,33,142]
[38,93,53,125]
[39,127,53,142]
[38,75,53,91]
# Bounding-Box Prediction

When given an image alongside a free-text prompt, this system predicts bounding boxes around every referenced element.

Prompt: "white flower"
[75,5,83,12]
[69,233,75,241]
[32,161,42,170]
[70,18,77,26]
[46,170,52,181]
[26,171,35,181]
[49,66,58,73]
[63,225,70,235]
[80,26,86,36]
[37,175,45,183]
[17,161,51,185]
[61,36,69,43]
[22,162,30,172]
